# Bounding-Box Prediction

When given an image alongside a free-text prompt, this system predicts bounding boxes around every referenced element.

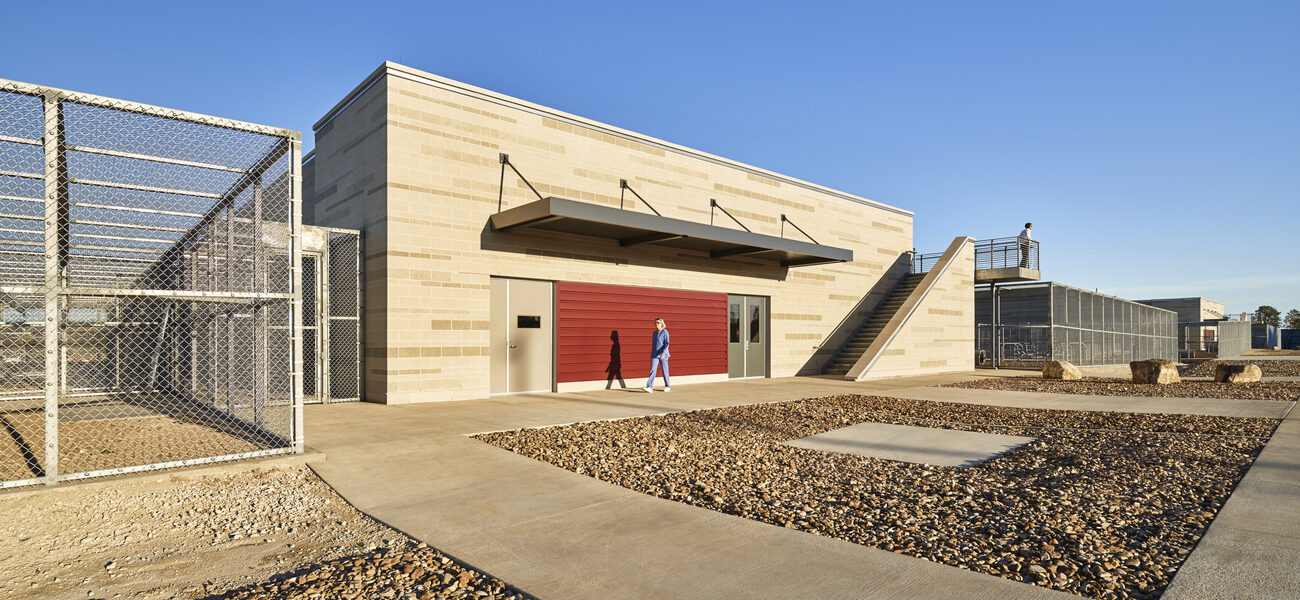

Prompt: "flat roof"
[1134,297,1224,305]
[488,197,853,268]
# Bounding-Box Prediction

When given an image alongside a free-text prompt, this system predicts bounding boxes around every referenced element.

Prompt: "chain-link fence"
[975,282,1177,368]
[301,226,360,404]
[0,78,302,488]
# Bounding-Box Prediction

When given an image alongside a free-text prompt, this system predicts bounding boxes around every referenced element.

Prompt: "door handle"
[508,345,517,349]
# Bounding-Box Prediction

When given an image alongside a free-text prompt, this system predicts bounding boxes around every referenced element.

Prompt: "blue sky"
[4,1,1296,316]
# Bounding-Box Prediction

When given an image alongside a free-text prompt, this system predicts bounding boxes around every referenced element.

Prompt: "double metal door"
[727,295,768,378]
[490,278,554,394]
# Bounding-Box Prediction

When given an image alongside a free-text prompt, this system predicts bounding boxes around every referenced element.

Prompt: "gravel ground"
[941,377,1300,402]
[1244,349,1300,356]
[1182,359,1300,377]
[209,543,529,600]
[0,465,533,600]
[477,396,1278,600]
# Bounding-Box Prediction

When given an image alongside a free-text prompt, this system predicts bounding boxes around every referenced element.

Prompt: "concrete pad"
[784,422,1035,467]
[882,386,1294,419]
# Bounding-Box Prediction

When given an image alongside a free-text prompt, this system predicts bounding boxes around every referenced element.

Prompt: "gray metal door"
[490,278,554,394]
[727,295,768,378]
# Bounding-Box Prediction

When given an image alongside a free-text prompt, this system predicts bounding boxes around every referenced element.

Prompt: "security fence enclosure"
[0,78,303,488]
[976,282,1177,368]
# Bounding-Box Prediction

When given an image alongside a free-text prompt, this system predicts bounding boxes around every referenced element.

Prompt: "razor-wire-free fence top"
[0,78,303,488]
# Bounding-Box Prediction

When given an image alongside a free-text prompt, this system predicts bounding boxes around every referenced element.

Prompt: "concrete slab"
[784,422,1035,467]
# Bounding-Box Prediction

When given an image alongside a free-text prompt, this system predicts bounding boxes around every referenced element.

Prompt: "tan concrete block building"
[304,62,973,404]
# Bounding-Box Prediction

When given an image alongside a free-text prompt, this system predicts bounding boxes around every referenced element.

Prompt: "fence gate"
[301,226,360,403]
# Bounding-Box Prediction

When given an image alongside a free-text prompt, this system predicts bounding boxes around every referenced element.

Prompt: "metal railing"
[911,251,943,274]
[976,236,1039,271]
[0,78,303,488]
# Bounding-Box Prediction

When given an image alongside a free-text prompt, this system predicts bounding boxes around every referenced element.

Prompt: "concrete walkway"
[1163,401,1300,599]
[304,374,1298,599]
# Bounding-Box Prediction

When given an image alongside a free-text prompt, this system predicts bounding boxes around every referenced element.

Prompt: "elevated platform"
[976,267,1040,284]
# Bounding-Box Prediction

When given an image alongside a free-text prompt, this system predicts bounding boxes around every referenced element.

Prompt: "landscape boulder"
[1130,359,1180,384]
[1214,363,1262,384]
[1042,360,1082,381]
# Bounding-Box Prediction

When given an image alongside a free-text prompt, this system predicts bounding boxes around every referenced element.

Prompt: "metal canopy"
[489,197,852,267]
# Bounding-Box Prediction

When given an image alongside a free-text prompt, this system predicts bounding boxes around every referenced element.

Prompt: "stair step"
[827,273,932,376]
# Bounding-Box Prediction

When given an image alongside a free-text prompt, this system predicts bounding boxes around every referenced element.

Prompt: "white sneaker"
[643,386,653,393]
[664,387,671,392]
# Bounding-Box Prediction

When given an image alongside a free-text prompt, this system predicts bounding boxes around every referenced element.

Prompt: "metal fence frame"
[302,226,361,404]
[0,78,303,488]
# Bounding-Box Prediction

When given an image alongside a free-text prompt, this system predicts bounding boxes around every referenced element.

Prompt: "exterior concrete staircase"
[824,273,927,376]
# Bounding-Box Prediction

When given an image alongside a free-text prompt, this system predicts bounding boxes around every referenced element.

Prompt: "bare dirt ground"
[942,377,1300,402]
[0,411,268,482]
[478,396,1278,600]
[0,465,532,600]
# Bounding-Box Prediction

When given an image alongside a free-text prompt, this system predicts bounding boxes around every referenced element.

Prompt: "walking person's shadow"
[605,330,627,389]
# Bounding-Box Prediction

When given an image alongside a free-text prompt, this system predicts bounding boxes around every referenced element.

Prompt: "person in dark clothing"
[1018,222,1033,268]
[643,317,670,393]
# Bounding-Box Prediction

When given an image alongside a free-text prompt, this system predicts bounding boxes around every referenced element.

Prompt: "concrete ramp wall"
[849,236,975,380]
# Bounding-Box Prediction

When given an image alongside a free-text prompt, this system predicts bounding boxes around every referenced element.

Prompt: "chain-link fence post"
[290,135,304,453]
[41,89,65,485]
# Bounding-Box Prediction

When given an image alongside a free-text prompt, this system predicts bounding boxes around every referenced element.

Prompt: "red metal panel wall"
[557,282,727,383]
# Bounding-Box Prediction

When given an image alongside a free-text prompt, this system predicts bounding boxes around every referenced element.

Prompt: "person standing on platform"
[644,317,671,393]
[1018,222,1033,268]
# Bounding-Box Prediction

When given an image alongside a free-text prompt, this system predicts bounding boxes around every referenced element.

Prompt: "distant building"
[1135,297,1230,359]
[1134,297,1225,323]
